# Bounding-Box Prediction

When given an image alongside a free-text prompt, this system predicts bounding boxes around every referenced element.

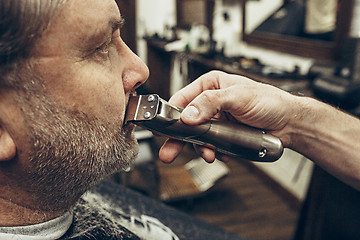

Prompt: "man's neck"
[0,197,64,227]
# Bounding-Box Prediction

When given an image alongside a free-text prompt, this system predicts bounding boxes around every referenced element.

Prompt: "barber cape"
[62,181,245,240]
[1,181,245,240]
[61,191,178,240]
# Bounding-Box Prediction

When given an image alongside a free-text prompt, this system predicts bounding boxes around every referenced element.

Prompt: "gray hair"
[0,0,66,87]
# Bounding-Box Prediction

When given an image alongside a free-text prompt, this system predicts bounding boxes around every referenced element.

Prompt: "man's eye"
[96,42,110,55]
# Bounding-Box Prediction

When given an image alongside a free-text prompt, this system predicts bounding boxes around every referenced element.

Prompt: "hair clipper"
[125,94,283,162]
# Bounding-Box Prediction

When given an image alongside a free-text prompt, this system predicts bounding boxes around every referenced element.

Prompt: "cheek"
[70,65,127,123]
[96,77,127,122]
[37,58,127,124]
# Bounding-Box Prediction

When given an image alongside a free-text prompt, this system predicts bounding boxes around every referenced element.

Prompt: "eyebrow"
[110,16,125,33]
[80,15,124,52]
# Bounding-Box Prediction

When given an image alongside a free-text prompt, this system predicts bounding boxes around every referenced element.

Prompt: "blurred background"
[114,1,360,239]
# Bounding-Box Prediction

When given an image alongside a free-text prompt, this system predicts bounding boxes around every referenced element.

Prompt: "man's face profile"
[0,0,149,214]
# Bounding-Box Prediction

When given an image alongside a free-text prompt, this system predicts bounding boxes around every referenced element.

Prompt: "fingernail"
[182,105,200,120]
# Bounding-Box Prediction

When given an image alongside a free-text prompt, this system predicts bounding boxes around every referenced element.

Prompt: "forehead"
[33,0,121,56]
[61,0,120,30]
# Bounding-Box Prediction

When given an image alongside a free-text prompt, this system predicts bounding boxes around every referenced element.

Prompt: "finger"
[168,71,242,108]
[214,152,232,163]
[159,139,185,163]
[193,145,216,163]
[180,88,232,125]
[169,71,258,126]
[194,145,232,163]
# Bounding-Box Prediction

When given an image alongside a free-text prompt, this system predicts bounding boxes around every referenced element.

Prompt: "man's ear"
[0,127,16,161]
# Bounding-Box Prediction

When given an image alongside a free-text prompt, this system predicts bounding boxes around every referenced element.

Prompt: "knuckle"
[201,90,219,103]
[206,70,224,81]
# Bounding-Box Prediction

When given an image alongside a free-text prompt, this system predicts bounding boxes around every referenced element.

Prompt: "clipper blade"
[124,94,160,124]
[124,95,140,124]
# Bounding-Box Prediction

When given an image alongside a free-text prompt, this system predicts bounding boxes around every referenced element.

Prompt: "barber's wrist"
[286,95,320,150]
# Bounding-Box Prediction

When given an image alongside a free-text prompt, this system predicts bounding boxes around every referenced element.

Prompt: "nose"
[121,42,149,94]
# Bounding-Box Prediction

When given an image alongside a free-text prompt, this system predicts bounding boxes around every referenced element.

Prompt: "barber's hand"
[159,71,298,163]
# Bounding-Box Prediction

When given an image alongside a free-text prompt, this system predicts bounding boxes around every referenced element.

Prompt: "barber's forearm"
[287,96,360,189]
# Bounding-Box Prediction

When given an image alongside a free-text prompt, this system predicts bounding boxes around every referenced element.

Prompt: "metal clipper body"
[125,94,283,162]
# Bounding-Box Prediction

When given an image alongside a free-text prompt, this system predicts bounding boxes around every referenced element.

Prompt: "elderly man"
[1,0,147,218]
[0,0,248,239]
[0,0,145,237]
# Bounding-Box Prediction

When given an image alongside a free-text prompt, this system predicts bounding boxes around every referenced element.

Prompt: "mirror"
[241,0,354,60]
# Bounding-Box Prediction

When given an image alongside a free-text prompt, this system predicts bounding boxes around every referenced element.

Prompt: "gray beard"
[18,89,138,212]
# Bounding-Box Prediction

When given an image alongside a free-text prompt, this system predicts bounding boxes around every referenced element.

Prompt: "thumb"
[180,90,224,125]
[181,105,201,123]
